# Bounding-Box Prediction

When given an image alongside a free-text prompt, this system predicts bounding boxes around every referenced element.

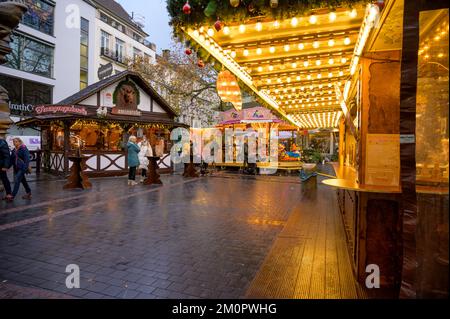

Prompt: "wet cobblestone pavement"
[0,173,308,299]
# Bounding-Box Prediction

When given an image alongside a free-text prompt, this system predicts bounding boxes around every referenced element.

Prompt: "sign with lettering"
[111,80,142,117]
[9,102,34,116]
[98,63,113,80]
[35,105,88,116]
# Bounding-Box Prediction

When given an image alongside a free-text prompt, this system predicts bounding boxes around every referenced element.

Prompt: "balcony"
[100,47,127,65]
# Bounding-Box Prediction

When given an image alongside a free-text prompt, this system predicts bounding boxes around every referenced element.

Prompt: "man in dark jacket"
[0,138,12,199]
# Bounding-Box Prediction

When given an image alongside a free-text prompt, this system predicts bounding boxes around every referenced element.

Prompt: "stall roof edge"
[58,70,178,118]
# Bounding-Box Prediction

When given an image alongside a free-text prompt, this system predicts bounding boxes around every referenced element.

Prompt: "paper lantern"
[217,70,242,111]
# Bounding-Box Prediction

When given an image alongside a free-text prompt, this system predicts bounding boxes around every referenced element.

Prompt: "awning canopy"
[168,0,375,129]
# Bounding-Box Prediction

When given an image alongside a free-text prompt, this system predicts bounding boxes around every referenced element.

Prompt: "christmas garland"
[167,0,369,30]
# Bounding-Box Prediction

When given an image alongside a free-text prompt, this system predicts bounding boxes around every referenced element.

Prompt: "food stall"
[18,71,187,177]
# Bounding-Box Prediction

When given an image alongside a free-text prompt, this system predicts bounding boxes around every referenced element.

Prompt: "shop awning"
[168,0,378,129]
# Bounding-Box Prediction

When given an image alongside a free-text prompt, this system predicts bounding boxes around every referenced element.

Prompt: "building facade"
[0,0,156,136]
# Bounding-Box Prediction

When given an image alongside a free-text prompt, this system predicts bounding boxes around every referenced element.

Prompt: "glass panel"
[415,8,449,299]
[23,79,52,105]
[22,0,55,36]
[5,33,54,78]
[80,44,88,58]
[80,56,88,70]
[81,18,89,32]
[80,70,88,84]
[80,32,88,46]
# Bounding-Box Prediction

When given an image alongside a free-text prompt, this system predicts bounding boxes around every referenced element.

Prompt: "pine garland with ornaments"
[167,0,371,30]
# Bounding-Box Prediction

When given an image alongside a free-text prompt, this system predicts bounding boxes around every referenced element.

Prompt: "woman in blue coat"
[9,138,32,201]
[127,135,140,186]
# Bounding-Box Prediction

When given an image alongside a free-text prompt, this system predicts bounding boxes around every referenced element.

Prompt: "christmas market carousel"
[17,71,188,177]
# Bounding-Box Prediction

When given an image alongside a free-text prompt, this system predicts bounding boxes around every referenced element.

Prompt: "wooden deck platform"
[245,176,369,299]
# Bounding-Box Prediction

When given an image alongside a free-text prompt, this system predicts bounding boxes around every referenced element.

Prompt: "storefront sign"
[35,105,88,116]
[98,63,113,80]
[111,108,142,117]
[8,102,34,116]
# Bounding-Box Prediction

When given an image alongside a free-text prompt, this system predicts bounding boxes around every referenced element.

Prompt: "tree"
[127,42,223,127]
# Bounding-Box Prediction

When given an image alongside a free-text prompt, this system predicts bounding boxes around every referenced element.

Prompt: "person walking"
[127,135,140,186]
[138,136,153,183]
[10,138,32,201]
[0,137,12,201]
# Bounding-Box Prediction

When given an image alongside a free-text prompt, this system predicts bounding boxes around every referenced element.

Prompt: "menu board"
[365,134,400,186]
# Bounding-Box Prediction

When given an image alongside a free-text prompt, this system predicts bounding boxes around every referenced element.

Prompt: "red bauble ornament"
[214,19,222,32]
[183,1,191,14]
[185,48,192,55]
[197,60,205,68]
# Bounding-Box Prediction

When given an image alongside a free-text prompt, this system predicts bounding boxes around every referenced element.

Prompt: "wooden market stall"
[18,71,187,177]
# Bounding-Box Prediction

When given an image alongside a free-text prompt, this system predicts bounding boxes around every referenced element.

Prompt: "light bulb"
[328,58,334,65]
[268,65,274,71]
[329,11,337,22]
[239,25,246,33]
[339,71,344,76]
[341,57,347,63]
[291,17,298,27]
[257,66,263,72]
[223,26,230,35]
[328,39,335,47]
[313,41,320,48]
[273,20,280,28]
[307,74,312,80]
[309,14,317,24]
[207,28,215,37]
[284,44,290,52]
[344,37,351,45]
[303,61,309,67]
[193,30,200,37]
[328,72,333,78]
[255,22,262,32]
[349,9,357,18]
[230,51,236,58]
[298,43,305,50]
[317,74,322,79]
[316,60,321,66]
[292,62,297,68]
[269,46,276,53]
[243,49,249,56]
[256,47,262,55]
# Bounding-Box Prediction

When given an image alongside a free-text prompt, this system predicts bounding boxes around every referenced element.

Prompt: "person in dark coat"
[0,137,12,200]
[9,138,32,201]
[127,135,140,186]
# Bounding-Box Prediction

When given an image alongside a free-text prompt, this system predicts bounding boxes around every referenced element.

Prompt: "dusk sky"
[116,0,174,53]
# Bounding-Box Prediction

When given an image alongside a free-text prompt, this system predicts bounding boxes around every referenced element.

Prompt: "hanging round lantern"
[214,19,222,32]
[185,48,192,55]
[230,0,240,8]
[270,0,279,8]
[217,70,242,111]
[182,1,191,14]
[197,60,205,68]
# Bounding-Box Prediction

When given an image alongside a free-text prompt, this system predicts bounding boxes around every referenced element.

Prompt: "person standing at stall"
[138,136,153,183]
[127,136,140,186]
[0,137,12,200]
[9,138,32,201]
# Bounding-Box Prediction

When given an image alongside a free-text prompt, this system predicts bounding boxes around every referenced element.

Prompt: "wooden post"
[63,121,71,175]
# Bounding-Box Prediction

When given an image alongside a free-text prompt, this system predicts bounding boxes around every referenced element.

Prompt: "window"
[5,33,54,78]
[101,30,110,54]
[415,9,449,188]
[80,18,89,89]
[0,74,52,116]
[22,0,55,36]
[115,38,125,63]
[133,47,142,60]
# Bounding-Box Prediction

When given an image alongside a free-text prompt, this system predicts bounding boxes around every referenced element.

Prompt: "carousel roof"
[168,0,382,129]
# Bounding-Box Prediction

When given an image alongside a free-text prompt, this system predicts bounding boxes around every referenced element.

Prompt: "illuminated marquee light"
[350,4,381,75]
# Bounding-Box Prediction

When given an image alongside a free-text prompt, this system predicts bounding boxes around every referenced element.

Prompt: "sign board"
[8,102,34,116]
[103,92,113,107]
[35,105,88,116]
[98,63,113,80]
[6,136,41,151]
[365,134,400,186]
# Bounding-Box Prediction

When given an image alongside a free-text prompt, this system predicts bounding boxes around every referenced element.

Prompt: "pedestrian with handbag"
[138,136,153,183]
[127,135,140,186]
[9,138,32,201]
